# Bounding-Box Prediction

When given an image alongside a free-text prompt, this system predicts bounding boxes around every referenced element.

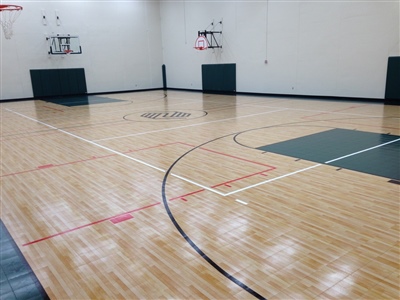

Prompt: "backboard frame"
[47,34,82,55]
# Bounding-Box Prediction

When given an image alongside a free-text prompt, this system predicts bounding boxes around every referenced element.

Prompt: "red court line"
[38,164,54,169]
[1,142,180,178]
[302,105,399,130]
[178,142,276,169]
[211,169,274,189]
[110,213,134,224]
[1,155,114,178]
[168,143,277,199]
[23,202,161,246]
[169,169,276,202]
[169,189,206,201]
[168,169,275,203]
[125,142,181,153]
[21,141,277,246]
[303,105,367,119]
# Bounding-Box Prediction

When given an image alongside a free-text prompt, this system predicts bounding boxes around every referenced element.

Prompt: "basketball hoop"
[64,49,73,55]
[0,4,23,39]
[194,35,208,51]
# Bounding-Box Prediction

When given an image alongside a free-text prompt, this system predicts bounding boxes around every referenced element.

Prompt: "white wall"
[1,0,399,101]
[160,0,400,99]
[0,0,163,100]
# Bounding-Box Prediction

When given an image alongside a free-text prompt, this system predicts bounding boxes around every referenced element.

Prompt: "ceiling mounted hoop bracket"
[197,30,222,49]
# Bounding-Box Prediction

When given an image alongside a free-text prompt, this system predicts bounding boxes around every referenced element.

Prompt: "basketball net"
[194,35,208,51]
[0,5,23,39]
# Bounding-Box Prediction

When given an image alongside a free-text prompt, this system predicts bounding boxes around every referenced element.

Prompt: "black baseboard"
[236,91,385,104]
[0,88,164,103]
[167,88,386,104]
[165,87,202,93]
[87,87,163,97]
[384,98,400,105]
[1,87,393,105]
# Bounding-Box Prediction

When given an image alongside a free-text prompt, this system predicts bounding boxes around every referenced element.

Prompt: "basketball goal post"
[0,4,23,39]
[194,30,222,51]
[194,20,223,51]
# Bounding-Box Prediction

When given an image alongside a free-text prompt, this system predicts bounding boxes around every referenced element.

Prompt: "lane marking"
[235,199,248,205]
[169,173,226,196]
[1,143,180,178]
[224,138,400,196]
[4,108,229,196]
[23,202,161,246]
[6,109,166,173]
[11,107,396,213]
[325,138,400,164]
[179,142,276,168]
[223,164,322,196]
[110,214,134,224]
[37,164,54,169]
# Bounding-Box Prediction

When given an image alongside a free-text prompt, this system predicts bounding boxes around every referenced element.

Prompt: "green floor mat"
[45,95,125,106]
[257,128,400,180]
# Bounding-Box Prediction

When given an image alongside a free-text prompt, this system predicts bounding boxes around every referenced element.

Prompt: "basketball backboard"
[47,34,82,55]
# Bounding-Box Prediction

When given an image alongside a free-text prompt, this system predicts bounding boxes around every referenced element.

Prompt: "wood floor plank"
[1,90,399,299]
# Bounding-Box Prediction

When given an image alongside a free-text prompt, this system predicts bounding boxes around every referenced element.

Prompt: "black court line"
[161,136,266,300]
[161,118,399,299]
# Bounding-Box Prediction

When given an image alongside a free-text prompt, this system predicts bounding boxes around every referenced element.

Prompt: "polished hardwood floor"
[1,90,399,299]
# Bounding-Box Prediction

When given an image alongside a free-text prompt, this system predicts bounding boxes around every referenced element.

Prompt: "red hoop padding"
[0,5,23,11]
[194,46,207,51]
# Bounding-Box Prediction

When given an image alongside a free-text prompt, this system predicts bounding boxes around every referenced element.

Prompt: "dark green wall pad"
[162,64,167,89]
[257,128,400,180]
[45,95,125,107]
[202,63,236,94]
[30,68,87,98]
[385,56,400,105]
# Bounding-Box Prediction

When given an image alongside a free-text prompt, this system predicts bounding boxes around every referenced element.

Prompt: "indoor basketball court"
[1,2,399,300]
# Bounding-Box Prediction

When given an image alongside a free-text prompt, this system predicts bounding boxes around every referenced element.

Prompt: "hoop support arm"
[198,30,222,49]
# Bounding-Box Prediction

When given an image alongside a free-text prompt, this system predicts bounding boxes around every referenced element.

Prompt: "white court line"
[235,199,248,205]
[245,105,388,118]
[171,173,226,197]
[7,108,165,172]
[94,108,287,142]
[222,137,400,196]
[325,138,400,163]
[223,164,322,196]
[5,108,225,195]
[8,108,398,199]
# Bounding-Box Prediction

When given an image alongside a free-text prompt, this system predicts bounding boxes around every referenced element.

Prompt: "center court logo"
[124,110,208,122]
[141,111,191,119]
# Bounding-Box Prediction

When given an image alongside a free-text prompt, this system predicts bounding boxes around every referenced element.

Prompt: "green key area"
[257,128,400,180]
[45,95,125,107]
